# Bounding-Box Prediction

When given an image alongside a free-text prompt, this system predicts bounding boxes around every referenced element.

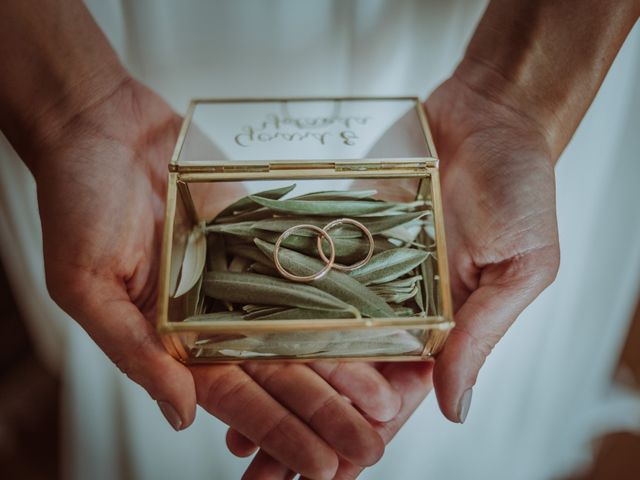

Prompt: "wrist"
[455,0,640,161]
[0,0,131,172]
[29,60,131,146]
[452,56,563,157]
[3,60,131,177]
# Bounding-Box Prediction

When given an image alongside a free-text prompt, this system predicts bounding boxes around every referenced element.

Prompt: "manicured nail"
[457,388,473,424]
[158,401,183,431]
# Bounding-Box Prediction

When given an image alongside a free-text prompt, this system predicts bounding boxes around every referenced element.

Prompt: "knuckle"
[205,368,253,415]
[308,393,342,426]
[360,372,387,402]
[111,328,157,382]
[452,327,495,371]
[44,264,95,314]
[352,431,385,467]
[324,362,343,384]
[541,244,561,286]
[258,411,292,446]
[309,394,384,467]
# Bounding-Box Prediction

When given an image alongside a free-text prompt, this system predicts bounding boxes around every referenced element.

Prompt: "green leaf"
[292,189,378,201]
[377,274,423,289]
[248,307,357,320]
[228,255,252,273]
[214,207,274,224]
[187,311,245,322]
[249,196,394,216]
[206,233,227,271]
[173,227,206,297]
[248,262,279,277]
[226,243,272,267]
[370,284,417,295]
[213,184,295,220]
[242,305,289,320]
[184,274,203,316]
[371,285,419,303]
[248,211,427,238]
[203,271,353,312]
[193,330,423,357]
[393,306,415,317]
[254,239,394,318]
[214,222,394,264]
[349,248,429,285]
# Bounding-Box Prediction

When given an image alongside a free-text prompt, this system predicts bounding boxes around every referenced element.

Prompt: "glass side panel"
[185,327,427,361]
[176,98,432,166]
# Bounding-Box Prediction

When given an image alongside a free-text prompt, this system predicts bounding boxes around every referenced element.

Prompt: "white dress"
[1,1,639,479]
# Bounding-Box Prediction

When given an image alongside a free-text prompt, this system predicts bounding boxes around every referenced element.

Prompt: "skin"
[1,0,638,479]
[0,2,402,479]
[230,0,640,478]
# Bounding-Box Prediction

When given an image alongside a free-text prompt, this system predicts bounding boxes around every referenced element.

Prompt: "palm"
[36,80,179,345]
[425,78,560,418]
[33,79,404,479]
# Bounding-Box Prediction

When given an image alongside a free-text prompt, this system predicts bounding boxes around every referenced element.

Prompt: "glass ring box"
[157,97,454,363]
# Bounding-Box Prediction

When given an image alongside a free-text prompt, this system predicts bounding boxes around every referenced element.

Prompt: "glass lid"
[172,97,435,170]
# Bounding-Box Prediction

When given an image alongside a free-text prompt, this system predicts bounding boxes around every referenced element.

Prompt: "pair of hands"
[32,74,558,479]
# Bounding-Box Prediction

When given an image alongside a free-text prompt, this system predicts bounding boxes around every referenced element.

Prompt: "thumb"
[48,272,196,431]
[433,247,558,423]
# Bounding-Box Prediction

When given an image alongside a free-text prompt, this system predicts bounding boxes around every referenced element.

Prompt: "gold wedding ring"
[273,224,336,282]
[273,218,374,282]
[317,218,375,271]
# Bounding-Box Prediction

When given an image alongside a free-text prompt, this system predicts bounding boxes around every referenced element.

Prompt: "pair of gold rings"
[273,218,374,282]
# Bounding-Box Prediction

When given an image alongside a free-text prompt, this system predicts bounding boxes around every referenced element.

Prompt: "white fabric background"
[1,1,639,479]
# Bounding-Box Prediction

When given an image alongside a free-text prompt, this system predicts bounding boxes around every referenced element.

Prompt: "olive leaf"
[393,306,416,317]
[203,271,354,312]
[254,239,393,317]
[184,274,203,316]
[242,305,289,320]
[293,189,378,201]
[242,304,279,313]
[214,207,274,224]
[213,223,394,263]
[349,248,429,285]
[213,184,296,220]
[173,227,206,297]
[206,233,227,271]
[226,243,272,267]
[377,274,423,289]
[249,196,394,216]
[228,255,252,273]
[249,307,358,320]
[247,211,427,238]
[248,262,279,277]
[370,285,419,304]
[187,311,245,322]
[193,330,423,357]
[206,233,234,311]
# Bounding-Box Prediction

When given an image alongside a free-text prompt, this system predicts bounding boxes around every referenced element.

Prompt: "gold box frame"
[156,97,454,363]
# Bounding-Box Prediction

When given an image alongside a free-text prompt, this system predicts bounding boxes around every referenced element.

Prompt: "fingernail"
[158,401,183,431]
[457,388,473,424]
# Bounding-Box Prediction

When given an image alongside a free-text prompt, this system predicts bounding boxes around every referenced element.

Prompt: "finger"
[375,362,434,442]
[227,362,403,467]
[226,428,258,458]
[190,364,338,480]
[310,361,402,422]
[49,276,196,431]
[311,362,435,480]
[242,362,385,467]
[256,362,434,480]
[242,451,295,480]
[434,248,559,423]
